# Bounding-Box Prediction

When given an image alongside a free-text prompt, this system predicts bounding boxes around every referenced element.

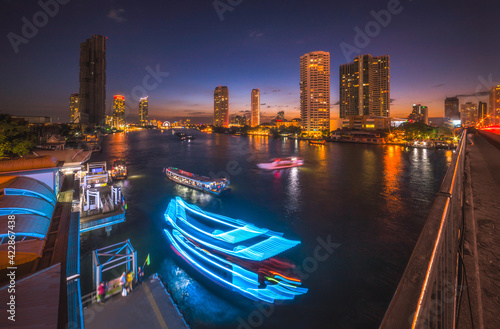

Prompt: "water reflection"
[285,167,301,216]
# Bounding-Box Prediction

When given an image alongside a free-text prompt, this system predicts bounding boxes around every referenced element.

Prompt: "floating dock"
[83,276,189,329]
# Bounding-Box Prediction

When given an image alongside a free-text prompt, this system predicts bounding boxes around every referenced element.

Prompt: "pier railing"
[380,130,467,329]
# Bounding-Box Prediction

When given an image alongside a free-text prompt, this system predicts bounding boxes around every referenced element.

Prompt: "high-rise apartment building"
[251,89,260,127]
[300,51,330,132]
[70,93,80,123]
[214,86,229,127]
[444,97,460,121]
[79,35,106,126]
[460,102,478,127]
[339,54,390,118]
[489,85,500,123]
[139,96,149,126]
[478,101,487,121]
[112,95,125,127]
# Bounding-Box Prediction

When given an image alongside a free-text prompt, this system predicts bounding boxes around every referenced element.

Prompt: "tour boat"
[309,140,326,145]
[163,197,307,303]
[257,157,304,170]
[110,159,127,180]
[164,167,230,195]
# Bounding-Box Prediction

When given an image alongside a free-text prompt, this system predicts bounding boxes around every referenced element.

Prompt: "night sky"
[1,0,499,123]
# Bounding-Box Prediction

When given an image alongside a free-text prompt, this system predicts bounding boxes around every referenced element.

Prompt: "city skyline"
[1,1,499,123]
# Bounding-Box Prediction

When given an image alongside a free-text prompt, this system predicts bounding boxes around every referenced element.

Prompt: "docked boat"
[110,160,127,180]
[163,197,307,303]
[164,167,230,195]
[257,157,304,170]
[309,140,326,145]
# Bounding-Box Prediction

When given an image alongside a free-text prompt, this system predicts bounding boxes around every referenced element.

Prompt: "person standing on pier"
[120,272,127,296]
[126,270,134,293]
[97,282,106,303]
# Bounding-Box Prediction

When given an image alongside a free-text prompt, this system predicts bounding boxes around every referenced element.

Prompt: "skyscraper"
[339,54,390,118]
[445,97,460,120]
[214,86,229,127]
[69,93,80,123]
[460,102,478,127]
[251,89,260,127]
[300,51,330,132]
[112,95,125,127]
[409,104,429,124]
[489,85,500,124]
[139,96,149,126]
[79,35,106,126]
[478,101,487,121]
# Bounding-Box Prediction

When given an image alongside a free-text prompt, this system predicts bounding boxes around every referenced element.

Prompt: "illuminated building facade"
[139,96,148,126]
[408,104,429,124]
[70,93,80,123]
[460,102,478,127]
[112,95,125,127]
[478,101,487,121]
[445,97,460,121]
[79,35,106,126]
[214,86,229,127]
[251,89,260,127]
[340,54,390,119]
[300,51,330,132]
[489,85,500,123]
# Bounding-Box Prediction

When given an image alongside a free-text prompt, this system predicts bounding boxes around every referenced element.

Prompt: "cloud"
[455,91,489,98]
[261,103,267,106]
[332,101,340,106]
[272,90,280,93]
[249,31,264,38]
[390,98,396,104]
[108,9,126,23]
[432,83,446,88]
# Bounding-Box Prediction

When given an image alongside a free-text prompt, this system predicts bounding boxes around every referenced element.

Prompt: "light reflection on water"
[82,131,452,329]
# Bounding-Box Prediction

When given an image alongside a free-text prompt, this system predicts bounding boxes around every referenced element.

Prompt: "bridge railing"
[380,130,467,329]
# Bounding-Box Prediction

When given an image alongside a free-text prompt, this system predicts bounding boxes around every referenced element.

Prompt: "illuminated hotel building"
[251,89,260,127]
[340,54,390,118]
[139,96,149,126]
[112,95,125,127]
[445,97,460,121]
[460,102,478,127]
[79,35,106,126]
[489,85,500,123]
[214,86,229,127]
[300,51,330,132]
[70,93,80,123]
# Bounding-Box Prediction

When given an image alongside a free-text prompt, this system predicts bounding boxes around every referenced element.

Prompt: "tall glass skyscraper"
[251,89,260,127]
[112,95,125,127]
[79,35,106,126]
[300,51,330,132]
[139,96,149,126]
[214,86,229,127]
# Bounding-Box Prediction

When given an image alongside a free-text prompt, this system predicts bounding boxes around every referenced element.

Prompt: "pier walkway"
[83,276,189,329]
[465,131,500,329]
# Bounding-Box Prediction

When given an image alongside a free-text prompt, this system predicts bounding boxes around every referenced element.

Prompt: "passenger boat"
[163,197,307,303]
[309,140,326,145]
[164,167,230,195]
[110,160,127,180]
[257,157,304,170]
